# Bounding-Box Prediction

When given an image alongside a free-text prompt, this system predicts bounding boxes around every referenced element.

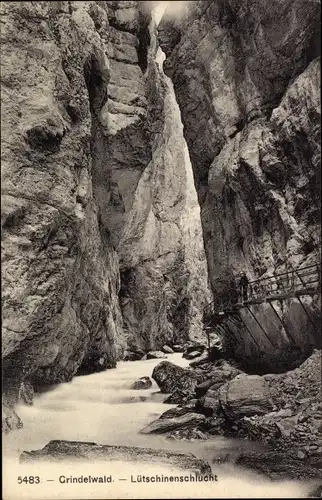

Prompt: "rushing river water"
[3,354,312,499]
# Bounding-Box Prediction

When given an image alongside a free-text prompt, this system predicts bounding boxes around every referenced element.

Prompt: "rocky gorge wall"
[1,0,321,432]
[1,1,124,400]
[158,0,321,371]
[117,16,210,350]
[1,0,210,418]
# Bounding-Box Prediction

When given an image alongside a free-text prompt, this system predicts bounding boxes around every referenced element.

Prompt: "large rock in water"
[140,413,206,435]
[182,344,206,359]
[219,374,274,419]
[152,361,200,394]
[123,349,146,361]
[146,351,167,360]
[162,345,174,354]
[20,440,212,475]
[131,376,152,390]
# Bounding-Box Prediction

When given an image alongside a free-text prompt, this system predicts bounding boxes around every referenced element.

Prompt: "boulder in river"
[159,406,195,420]
[123,349,145,361]
[195,379,215,398]
[131,376,152,390]
[163,389,194,405]
[162,345,174,354]
[152,361,200,393]
[185,350,202,360]
[146,351,167,360]
[200,387,222,417]
[172,344,185,353]
[195,362,241,400]
[182,344,206,359]
[219,374,274,419]
[140,413,206,435]
[189,351,209,366]
[20,440,212,475]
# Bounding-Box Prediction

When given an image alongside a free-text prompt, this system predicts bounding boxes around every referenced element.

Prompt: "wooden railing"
[203,262,321,323]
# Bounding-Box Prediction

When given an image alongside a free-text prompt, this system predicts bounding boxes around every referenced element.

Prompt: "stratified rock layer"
[159,0,321,371]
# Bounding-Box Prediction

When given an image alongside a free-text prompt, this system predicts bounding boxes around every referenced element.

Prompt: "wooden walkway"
[203,261,321,347]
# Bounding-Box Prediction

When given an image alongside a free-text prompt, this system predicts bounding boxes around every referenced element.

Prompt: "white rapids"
[3,354,312,499]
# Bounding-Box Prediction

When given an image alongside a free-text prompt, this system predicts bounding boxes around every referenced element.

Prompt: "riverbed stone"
[239,351,322,466]
[189,351,209,366]
[131,376,152,390]
[146,351,167,360]
[140,413,206,435]
[185,350,202,360]
[159,406,196,420]
[19,440,212,475]
[172,344,185,353]
[152,361,200,394]
[219,374,274,419]
[123,349,145,361]
[201,387,222,417]
[162,345,174,354]
[163,389,194,405]
[182,344,206,359]
[195,379,215,398]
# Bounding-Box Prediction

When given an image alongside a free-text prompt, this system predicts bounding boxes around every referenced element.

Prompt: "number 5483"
[17,476,40,484]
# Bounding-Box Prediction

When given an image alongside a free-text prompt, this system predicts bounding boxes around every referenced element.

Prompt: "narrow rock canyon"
[1,0,321,496]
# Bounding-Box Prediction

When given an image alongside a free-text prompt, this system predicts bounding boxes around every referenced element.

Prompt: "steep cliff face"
[1,1,124,400]
[159,0,321,371]
[83,0,210,350]
[118,24,210,349]
[1,0,210,415]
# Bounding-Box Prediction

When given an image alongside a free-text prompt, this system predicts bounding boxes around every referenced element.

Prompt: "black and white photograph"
[1,1,321,499]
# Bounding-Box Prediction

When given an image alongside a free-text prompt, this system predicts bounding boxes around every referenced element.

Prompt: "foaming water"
[3,355,312,499]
